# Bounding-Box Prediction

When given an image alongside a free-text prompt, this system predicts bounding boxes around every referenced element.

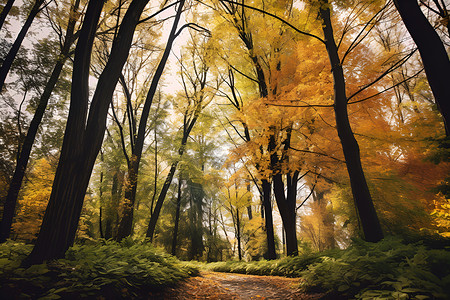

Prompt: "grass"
[0,239,198,299]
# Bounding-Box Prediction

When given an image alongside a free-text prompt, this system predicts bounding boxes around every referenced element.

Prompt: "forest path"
[155,271,323,299]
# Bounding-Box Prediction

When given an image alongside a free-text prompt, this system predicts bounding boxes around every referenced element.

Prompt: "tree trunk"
[99,163,104,239]
[105,169,123,239]
[319,1,383,243]
[116,158,138,240]
[394,0,450,136]
[189,180,204,260]
[0,0,80,244]
[0,0,45,91]
[116,0,185,240]
[0,0,16,31]
[23,0,150,266]
[261,179,276,259]
[246,182,252,219]
[272,173,298,256]
[171,174,182,256]
[236,207,242,261]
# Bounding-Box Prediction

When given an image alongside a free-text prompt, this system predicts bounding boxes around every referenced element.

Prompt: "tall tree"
[215,0,281,258]
[116,0,186,240]
[0,0,46,91]
[23,0,151,266]
[0,0,81,243]
[187,178,205,260]
[271,127,300,256]
[146,30,211,240]
[171,172,183,256]
[318,0,383,242]
[221,180,250,261]
[394,0,450,136]
[0,0,16,31]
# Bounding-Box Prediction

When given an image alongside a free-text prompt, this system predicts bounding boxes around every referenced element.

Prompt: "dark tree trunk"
[116,0,185,240]
[105,169,123,239]
[0,0,80,244]
[261,179,276,259]
[246,205,252,220]
[146,161,178,241]
[270,123,299,256]
[23,0,150,266]
[272,172,299,256]
[236,207,242,261]
[171,174,182,256]
[0,0,16,31]
[394,0,450,136]
[246,183,252,219]
[116,158,138,240]
[99,156,104,239]
[188,180,204,260]
[0,0,45,91]
[319,1,383,243]
[22,0,104,265]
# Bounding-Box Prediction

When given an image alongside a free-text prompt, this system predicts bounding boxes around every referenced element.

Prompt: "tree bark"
[171,174,182,256]
[261,179,276,259]
[23,0,150,266]
[270,123,299,256]
[236,207,242,261]
[319,1,383,242]
[272,172,299,256]
[394,0,450,136]
[116,0,185,240]
[246,182,252,219]
[0,0,16,31]
[105,169,123,239]
[187,180,204,260]
[0,0,45,91]
[98,153,104,239]
[0,0,80,244]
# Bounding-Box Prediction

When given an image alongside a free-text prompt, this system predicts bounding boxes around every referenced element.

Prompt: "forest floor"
[149,271,324,300]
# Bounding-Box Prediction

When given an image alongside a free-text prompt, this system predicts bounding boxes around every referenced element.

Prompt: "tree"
[23,0,151,266]
[186,178,206,260]
[394,0,450,136]
[146,29,213,241]
[0,0,16,31]
[317,0,383,242]
[0,0,47,91]
[171,172,183,256]
[116,0,186,240]
[221,182,249,260]
[0,0,81,243]
[213,0,294,258]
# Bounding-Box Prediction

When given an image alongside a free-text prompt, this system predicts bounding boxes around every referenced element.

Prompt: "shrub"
[299,237,450,299]
[205,237,450,299]
[0,240,198,299]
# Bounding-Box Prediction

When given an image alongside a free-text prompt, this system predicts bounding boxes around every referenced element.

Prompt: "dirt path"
[154,271,323,299]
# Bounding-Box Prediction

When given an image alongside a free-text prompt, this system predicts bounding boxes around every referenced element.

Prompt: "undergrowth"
[0,239,198,299]
[205,236,450,299]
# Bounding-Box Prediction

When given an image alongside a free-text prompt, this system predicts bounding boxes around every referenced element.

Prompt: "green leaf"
[338,284,349,292]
